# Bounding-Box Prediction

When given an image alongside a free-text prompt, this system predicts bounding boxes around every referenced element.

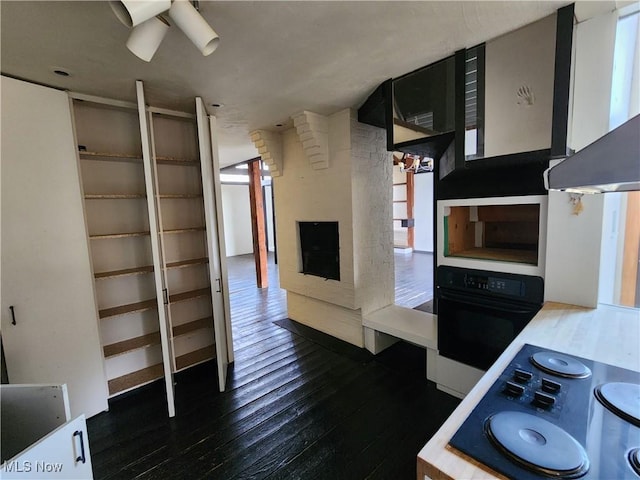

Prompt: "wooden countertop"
[417,302,640,480]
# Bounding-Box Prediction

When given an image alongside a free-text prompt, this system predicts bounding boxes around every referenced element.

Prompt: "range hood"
[545,114,640,193]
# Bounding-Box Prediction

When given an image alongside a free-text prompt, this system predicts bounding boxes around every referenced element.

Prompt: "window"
[599,6,640,308]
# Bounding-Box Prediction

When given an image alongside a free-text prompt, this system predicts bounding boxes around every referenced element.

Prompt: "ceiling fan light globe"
[110,0,171,28]
[126,16,170,62]
[169,0,220,56]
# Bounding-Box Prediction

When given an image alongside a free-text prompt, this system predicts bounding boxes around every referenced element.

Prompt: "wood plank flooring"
[87,252,455,480]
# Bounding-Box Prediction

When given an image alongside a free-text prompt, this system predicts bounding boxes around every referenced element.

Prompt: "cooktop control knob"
[533,390,556,409]
[505,381,525,397]
[541,378,562,393]
[513,369,533,383]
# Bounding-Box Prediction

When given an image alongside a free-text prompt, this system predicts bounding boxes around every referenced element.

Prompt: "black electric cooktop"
[449,343,640,479]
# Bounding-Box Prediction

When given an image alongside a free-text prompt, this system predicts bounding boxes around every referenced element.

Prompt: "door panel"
[195,98,232,391]
[0,76,108,419]
[135,81,176,416]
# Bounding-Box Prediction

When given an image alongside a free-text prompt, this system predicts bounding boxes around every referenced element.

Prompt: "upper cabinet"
[391,56,456,160]
[358,4,574,198]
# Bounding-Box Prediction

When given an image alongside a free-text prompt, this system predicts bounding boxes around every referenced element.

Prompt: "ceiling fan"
[110,0,219,62]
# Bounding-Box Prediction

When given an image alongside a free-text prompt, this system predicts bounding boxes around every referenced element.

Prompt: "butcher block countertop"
[416,302,640,480]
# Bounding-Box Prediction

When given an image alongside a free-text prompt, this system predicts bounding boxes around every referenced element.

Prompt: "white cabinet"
[1,384,94,479]
[0,76,109,419]
[1,416,93,479]
[71,81,232,416]
[1,76,231,421]
[73,93,170,401]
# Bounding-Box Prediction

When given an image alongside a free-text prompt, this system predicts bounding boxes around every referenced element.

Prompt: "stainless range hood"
[544,114,640,193]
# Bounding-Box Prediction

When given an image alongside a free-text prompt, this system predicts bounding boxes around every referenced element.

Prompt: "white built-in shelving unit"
[74,100,166,397]
[71,83,232,414]
[149,112,216,372]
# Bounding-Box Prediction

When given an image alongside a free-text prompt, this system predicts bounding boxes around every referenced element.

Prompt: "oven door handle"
[438,291,537,315]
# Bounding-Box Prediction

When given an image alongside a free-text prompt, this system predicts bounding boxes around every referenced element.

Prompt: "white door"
[195,98,233,391]
[135,81,176,416]
[0,76,108,419]
[1,415,94,479]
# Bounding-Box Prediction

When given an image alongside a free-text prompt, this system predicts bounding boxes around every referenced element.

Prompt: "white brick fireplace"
[269,108,394,348]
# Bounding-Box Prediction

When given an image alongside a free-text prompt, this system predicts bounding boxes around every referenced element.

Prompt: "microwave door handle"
[439,291,535,316]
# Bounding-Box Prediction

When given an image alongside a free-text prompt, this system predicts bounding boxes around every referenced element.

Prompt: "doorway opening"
[219,160,286,347]
[392,155,435,312]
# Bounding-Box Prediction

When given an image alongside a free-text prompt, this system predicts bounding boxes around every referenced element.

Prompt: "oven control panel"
[436,265,544,303]
[498,367,568,417]
[465,274,524,296]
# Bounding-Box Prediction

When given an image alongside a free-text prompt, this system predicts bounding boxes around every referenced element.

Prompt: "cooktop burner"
[485,411,589,478]
[629,448,640,477]
[594,382,640,427]
[530,351,592,378]
[449,344,640,479]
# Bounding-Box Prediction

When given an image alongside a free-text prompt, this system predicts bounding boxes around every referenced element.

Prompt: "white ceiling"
[0,1,569,167]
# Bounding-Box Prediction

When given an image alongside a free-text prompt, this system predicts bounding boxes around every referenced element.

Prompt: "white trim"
[147,106,195,119]
[68,91,137,110]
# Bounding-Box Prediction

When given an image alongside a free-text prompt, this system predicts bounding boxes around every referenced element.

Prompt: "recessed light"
[275,124,283,127]
[52,67,71,77]
[210,102,224,108]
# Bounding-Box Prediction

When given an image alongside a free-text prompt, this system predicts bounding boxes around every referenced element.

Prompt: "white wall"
[484,13,556,157]
[350,117,395,316]
[544,10,618,307]
[221,184,253,257]
[264,184,275,252]
[414,173,434,252]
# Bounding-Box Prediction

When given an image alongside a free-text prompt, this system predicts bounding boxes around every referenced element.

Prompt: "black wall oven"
[437,266,544,371]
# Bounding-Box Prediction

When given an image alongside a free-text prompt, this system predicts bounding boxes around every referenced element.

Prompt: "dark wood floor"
[87,252,456,480]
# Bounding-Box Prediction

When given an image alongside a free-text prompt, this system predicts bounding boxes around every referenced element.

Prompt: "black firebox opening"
[299,221,340,281]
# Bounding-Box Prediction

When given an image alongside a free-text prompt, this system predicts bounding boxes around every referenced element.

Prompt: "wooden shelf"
[477,204,541,223]
[175,345,215,371]
[158,193,202,199]
[156,156,199,166]
[448,247,538,265]
[166,257,209,270]
[108,363,164,396]
[393,200,407,203]
[162,227,205,235]
[393,182,407,186]
[95,265,154,279]
[103,332,161,358]
[169,288,210,304]
[79,151,199,167]
[85,193,146,199]
[79,151,142,163]
[172,317,213,337]
[90,231,150,240]
[99,298,157,319]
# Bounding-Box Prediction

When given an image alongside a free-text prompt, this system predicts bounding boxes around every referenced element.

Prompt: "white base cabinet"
[1,415,93,480]
[1,384,93,479]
